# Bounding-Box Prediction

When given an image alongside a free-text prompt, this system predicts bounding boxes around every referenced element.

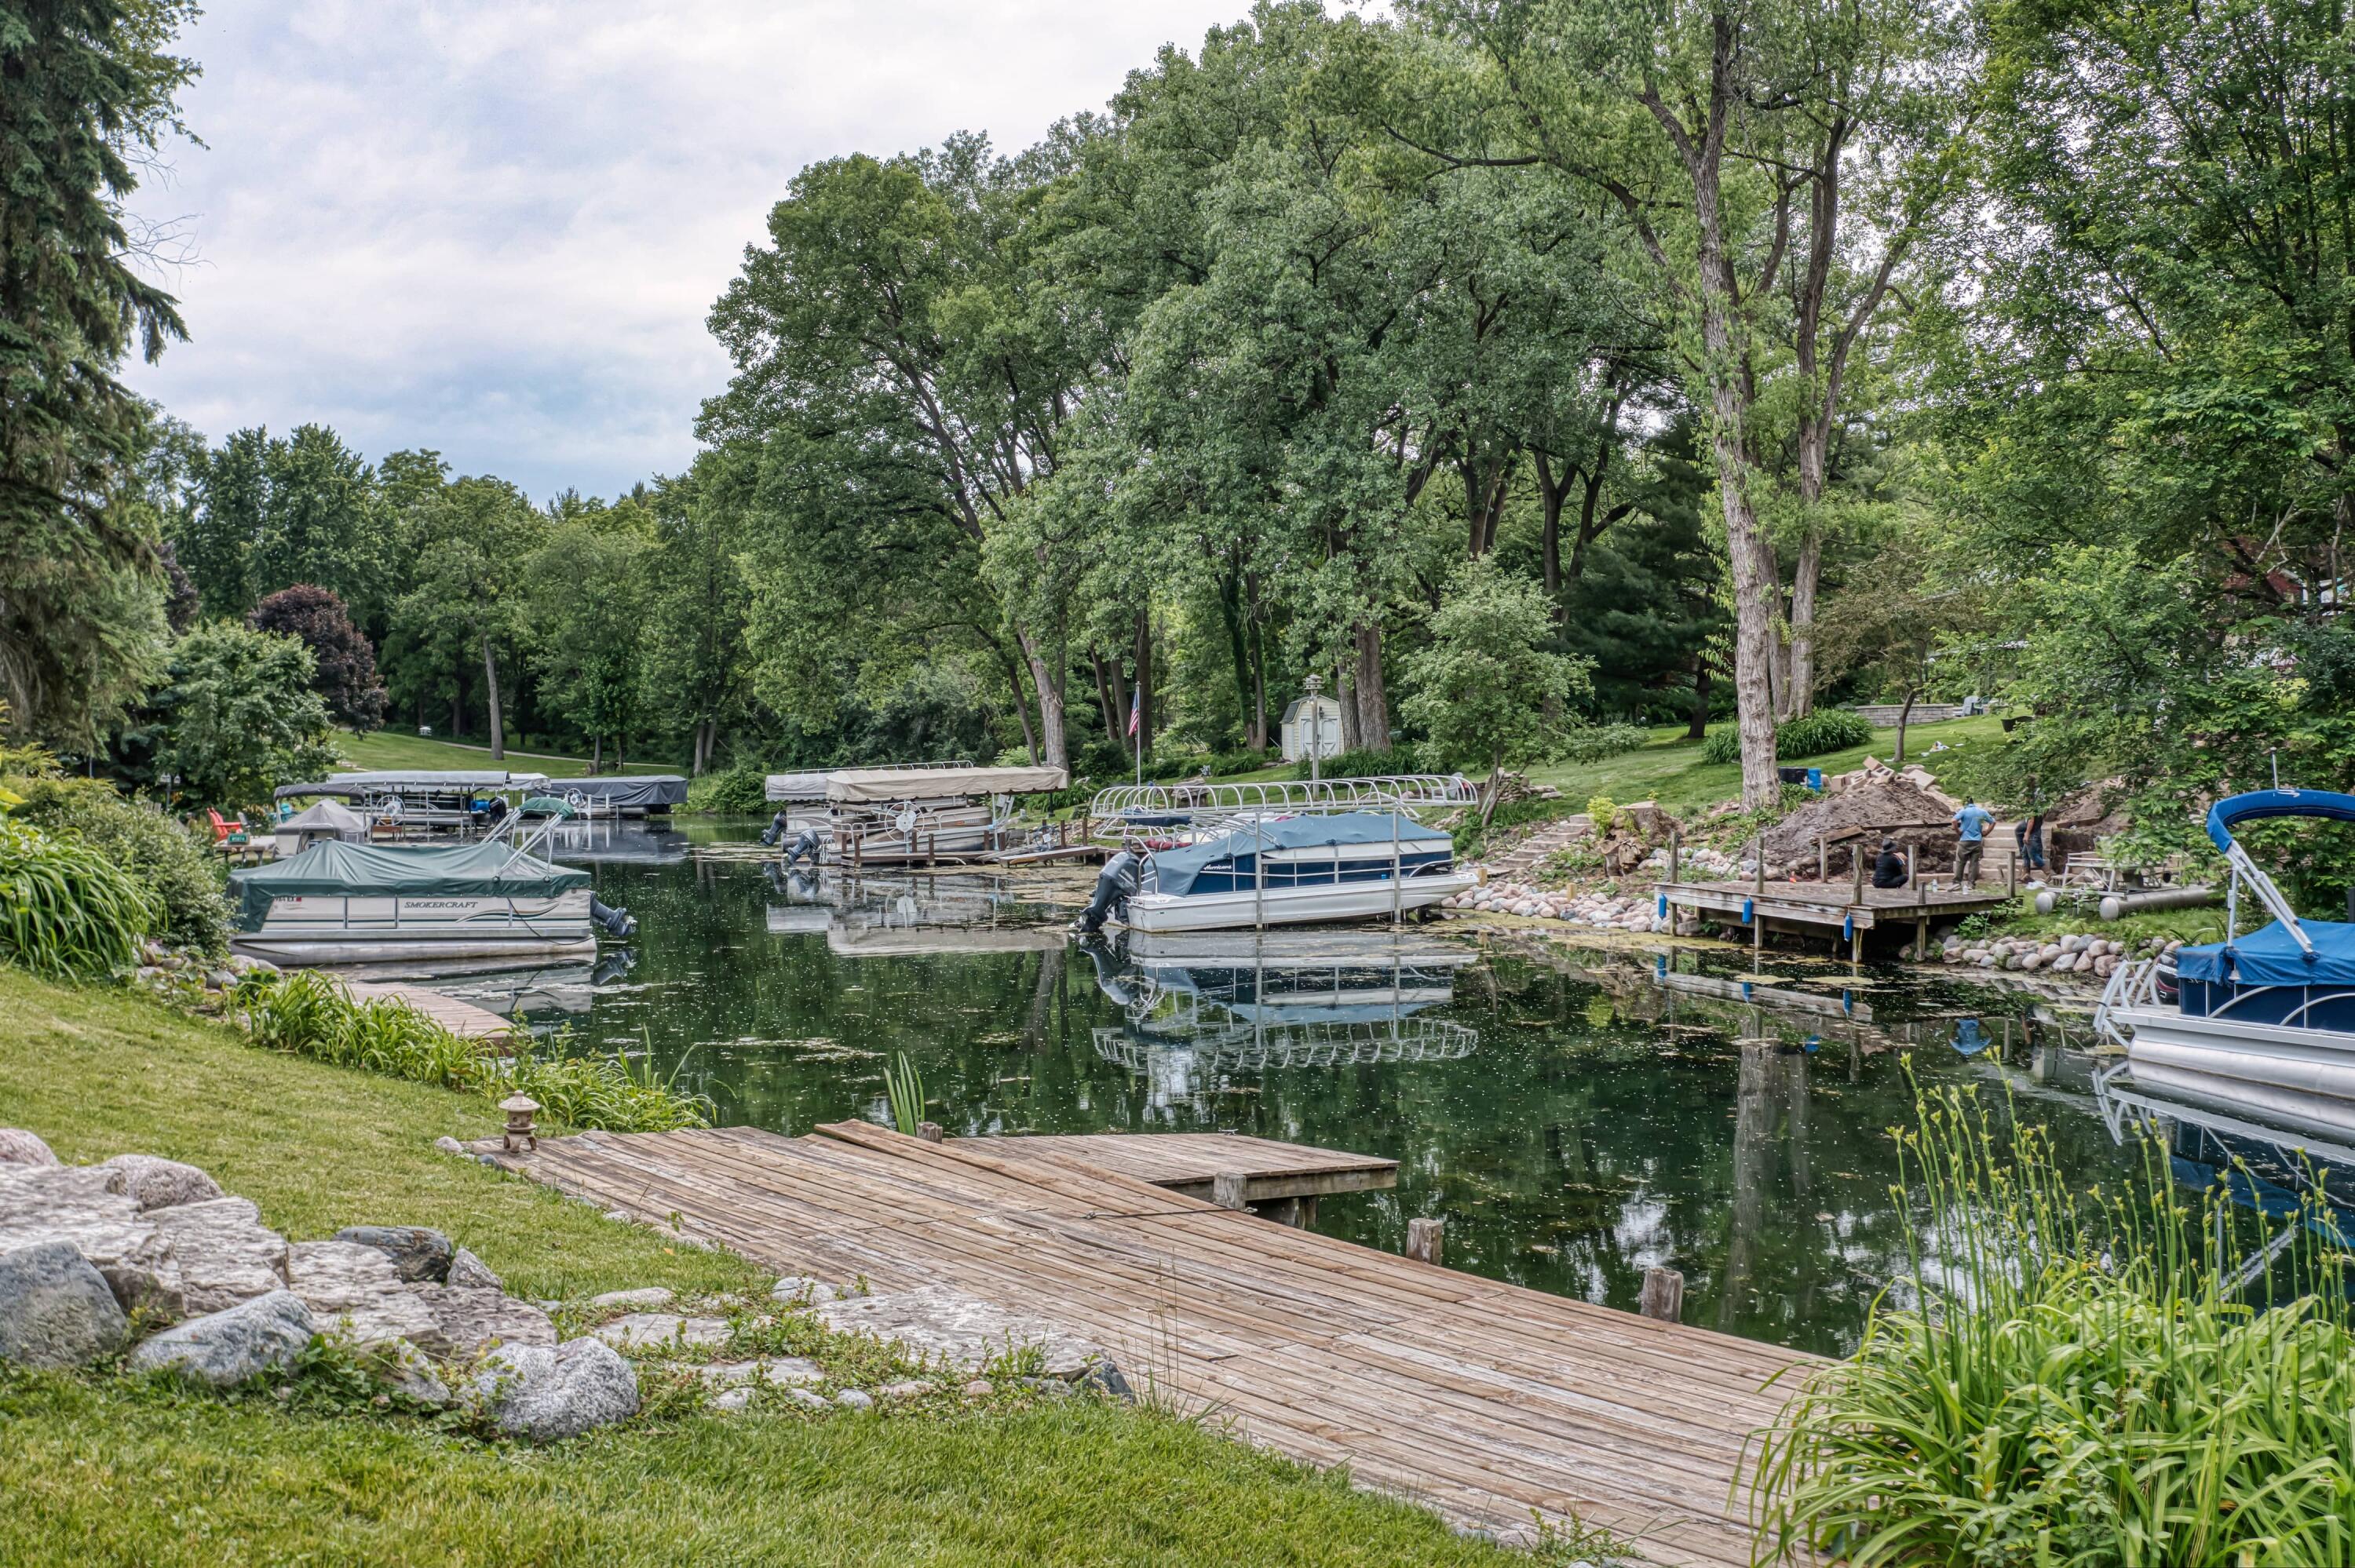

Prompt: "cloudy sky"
[122,2,1260,501]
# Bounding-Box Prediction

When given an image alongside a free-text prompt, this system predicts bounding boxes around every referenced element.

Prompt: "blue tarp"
[2177,918,2355,986]
[1145,813,1451,898]
[2205,788,2355,852]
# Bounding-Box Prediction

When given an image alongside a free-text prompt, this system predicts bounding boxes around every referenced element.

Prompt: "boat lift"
[1089,775,1478,831]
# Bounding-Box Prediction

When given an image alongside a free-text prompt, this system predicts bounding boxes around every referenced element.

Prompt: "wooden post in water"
[1406,1216,1444,1267]
[915,1121,944,1144]
[1816,835,1827,881]
[1667,826,1681,888]
[1753,833,1766,895]
[1212,1172,1251,1212]
[1851,840,1866,906]
[1638,1267,1685,1323]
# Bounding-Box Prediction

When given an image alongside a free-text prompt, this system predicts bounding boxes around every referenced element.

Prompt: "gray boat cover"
[276,770,550,798]
[276,800,368,839]
[557,775,687,810]
[823,764,1066,803]
[228,841,589,931]
[1145,812,1451,898]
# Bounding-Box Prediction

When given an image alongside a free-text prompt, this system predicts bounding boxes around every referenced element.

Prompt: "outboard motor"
[760,809,789,848]
[589,895,637,939]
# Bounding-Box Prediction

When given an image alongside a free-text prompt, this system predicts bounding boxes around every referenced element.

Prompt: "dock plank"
[976,1130,1397,1202]
[479,1125,1812,1566]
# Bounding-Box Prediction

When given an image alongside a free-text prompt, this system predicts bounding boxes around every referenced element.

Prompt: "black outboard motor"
[780,826,823,869]
[759,809,790,848]
[589,895,637,939]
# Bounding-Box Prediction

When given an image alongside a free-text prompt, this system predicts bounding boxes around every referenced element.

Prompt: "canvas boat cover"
[1145,812,1451,899]
[276,771,550,798]
[228,840,590,930]
[277,800,368,837]
[823,765,1067,804]
[558,775,687,809]
[2176,920,2355,987]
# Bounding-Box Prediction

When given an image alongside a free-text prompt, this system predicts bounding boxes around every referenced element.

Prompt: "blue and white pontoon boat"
[2098,789,2355,1137]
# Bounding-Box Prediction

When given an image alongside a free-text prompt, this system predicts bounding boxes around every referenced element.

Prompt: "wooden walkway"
[1665,877,2013,960]
[480,1123,1807,1565]
[345,980,514,1041]
[983,1131,1395,1202]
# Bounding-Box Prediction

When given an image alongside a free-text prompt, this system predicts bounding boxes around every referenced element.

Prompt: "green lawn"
[1521,713,2008,817]
[334,728,677,779]
[0,972,1534,1568]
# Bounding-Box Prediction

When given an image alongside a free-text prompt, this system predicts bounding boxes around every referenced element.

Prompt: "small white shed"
[1279,695,1345,763]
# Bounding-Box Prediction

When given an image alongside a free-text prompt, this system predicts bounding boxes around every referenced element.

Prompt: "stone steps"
[1484,814,1595,878]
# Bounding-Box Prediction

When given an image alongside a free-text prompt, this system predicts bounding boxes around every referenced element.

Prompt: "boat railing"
[2093,957,2162,1051]
[1088,775,1477,825]
[1091,1016,1478,1070]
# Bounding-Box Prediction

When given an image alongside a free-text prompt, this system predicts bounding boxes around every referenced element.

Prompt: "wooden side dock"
[344,980,515,1041]
[480,1123,1807,1565]
[1663,877,2012,960]
[982,1130,1394,1224]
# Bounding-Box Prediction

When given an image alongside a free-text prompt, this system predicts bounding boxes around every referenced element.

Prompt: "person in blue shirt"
[1953,800,1995,886]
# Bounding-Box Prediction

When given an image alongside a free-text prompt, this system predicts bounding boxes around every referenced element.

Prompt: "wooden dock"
[982,1130,1394,1225]
[1663,877,2013,960]
[479,1122,1808,1565]
[344,979,514,1041]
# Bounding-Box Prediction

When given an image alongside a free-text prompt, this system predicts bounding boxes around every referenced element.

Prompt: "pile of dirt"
[1760,779,1962,877]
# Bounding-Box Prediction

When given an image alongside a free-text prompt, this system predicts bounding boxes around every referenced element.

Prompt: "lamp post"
[1305,673,1324,784]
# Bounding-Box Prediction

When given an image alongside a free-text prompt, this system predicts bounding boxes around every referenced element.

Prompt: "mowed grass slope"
[0,972,1530,1568]
[333,728,677,779]
[1520,714,2006,816]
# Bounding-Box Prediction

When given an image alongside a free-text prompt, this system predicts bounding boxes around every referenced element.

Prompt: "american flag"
[1126,687,1140,736]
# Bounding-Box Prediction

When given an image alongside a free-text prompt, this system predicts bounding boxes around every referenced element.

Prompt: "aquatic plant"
[0,814,160,977]
[884,1051,925,1136]
[1750,1080,2355,1567]
[236,970,710,1133]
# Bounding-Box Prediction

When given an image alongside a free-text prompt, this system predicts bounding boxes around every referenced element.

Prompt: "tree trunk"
[995,641,1040,764]
[1249,600,1268,752]
[1689,653,1712,740]
[1535,451,1568,614]
[1894,687,1915,766]
[1092,654,1128,763]
[1787,529,1821,720]
[481,635,505,760]
[590,735,602,775]
[1017,629,1067,771]
[1133,609,1154,764]
[1351,622,1389,752]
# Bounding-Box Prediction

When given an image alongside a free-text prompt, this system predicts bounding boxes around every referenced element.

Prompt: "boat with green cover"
[228,839,595,965]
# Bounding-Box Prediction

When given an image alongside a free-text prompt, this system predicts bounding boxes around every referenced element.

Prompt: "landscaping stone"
[286,1240,440,1347]
[99,1154,224,1211]
[590,1312,731,1351]
[785,1386,829,1409]
[814,1285,1111,1381]
[0,1129,60,1167]
[445,1247,502,1291]
[409,1283,556,1358]
[374,1337,451,1406]
[962,1378,995,1398]
[877,1379,932,1401]
[131,1289,316,1387]
[0,1240,129,1368]
[471,1337,640,1441]
[834,1388,874,1409]
[333,1225,454,1283]
[432,1136,467,1158]
[586,1285,674,1311]
[769,1274,842,1304]
[1079,1360,1135,1401]
[710,1385,755,1412]
[0,1164,287,1321]
[696,1356,821,1387]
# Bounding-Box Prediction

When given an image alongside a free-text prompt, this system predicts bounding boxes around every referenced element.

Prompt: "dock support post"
[1638,1267,1685,1323]
[915,1121,944,1144]
[1816,835,1827,881]
[1851,924,1864,965]
[1667,827,1681,889]
[1851,844,1865,906]
[1753,833,1766,895]
[1915,918,1927,962]
[1212,1172,1251,1212]
[1406,1217,1444,1267]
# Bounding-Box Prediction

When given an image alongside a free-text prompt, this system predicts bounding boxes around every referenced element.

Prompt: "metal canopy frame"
[1089,775,1478,824]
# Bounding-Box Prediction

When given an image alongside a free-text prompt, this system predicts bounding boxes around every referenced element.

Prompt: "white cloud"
[123,1,1261,499]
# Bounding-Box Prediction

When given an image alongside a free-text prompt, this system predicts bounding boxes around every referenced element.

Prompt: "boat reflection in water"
[761,865,1064,956]
[1083,931,1479,1106]
[537,821,691,866]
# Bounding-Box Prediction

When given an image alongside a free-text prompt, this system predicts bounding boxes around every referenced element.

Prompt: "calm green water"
[442,819,2134,1357]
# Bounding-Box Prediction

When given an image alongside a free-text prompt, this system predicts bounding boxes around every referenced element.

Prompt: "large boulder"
[332,1225,453,1284]
[815,1285,1112,1382]
[0,1240,129,1368]
[101,1154,225,1212]
[446,1247,502,1291]
[471,1336,640,1440]
[590,1312,731,1351]
[286,1241,441,1347]
[131,1289,315,1387]
[0,1129,60,1167]
[0,1166,287,1321]
[409,1282,557,1358]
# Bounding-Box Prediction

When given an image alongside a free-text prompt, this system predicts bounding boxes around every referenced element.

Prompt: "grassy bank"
[0,972,1532,1567]
[334,728,675,779]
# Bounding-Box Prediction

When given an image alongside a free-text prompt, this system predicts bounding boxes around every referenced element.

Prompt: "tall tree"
[0,0,195,742]
[390,476,543,759]
[248,584,388,731]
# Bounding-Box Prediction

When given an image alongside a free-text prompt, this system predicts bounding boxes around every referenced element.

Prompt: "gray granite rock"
[709,1385,755,1412]
[585,1286,673,1311]
[374,1337,451,1406]
[769,1274,842,1305]
[0,1165,287,1321]
[100,1154,224,1211]
[0,1240,129,1368]
[0,1129,60,1167]
[445,1247,502,1291]
[131,1289,315,1387]
[785,1386,829,1409]
[962,1378,995,1398]
[589,1312,730,1351]
[834,1387,873,1409]
[432,1136,467,1157]
[286,1241,440,1347]
[472,1336,639,1440]
[695,1356,821,1388]
[876,1379,931,1401]
[408,1284,556,1358]
[813,1285,1109,1380]
[332,1225,453,1283]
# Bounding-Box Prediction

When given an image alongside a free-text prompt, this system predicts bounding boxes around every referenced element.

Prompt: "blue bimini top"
[2178,789,2355,986]
[1145,812,1451,898]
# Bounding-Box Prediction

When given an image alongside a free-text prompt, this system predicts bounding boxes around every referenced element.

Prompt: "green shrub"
[1754,1081,2355,1567]
[1294,744,1436,781]
[1701,708,1875,765]
[685,763,770,815]
[8,776,232,954]
[0,815,160,977]
[1556,722,1649,764]
[1210,747,1273,776]
[235,969,712,1132]
[1583,795,1619,833]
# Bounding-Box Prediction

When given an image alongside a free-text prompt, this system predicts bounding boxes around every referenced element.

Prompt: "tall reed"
[884,1052,925,1136]
[1750,1079,2355,1566]
[236,970,710,1133]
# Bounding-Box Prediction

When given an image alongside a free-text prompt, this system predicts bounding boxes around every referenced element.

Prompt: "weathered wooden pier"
[1658,829,2015,961]
[479,1122,1808,1566]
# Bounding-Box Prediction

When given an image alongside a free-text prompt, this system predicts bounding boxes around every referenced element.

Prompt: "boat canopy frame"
[2203,789,2355,958]
[1090,775,1477,827]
